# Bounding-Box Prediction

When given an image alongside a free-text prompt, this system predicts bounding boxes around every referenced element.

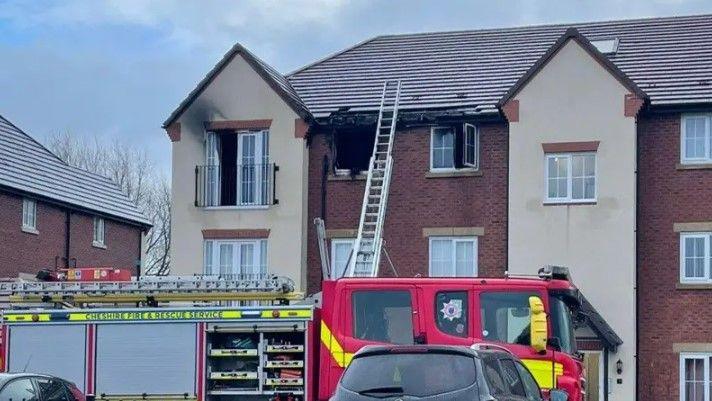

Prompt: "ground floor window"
[330,238,354,279]
[203,239,267,277]
[681,354,711,401]
[428,237,477,277]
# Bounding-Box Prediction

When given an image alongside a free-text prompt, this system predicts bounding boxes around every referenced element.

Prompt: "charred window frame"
[430,124,479,172]
[331,128,375,176]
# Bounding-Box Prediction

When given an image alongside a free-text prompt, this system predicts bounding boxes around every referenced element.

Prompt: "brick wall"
[307,122,509,294]
[0,190,143,277]
[637,112,712,401]
[0,191,66,276]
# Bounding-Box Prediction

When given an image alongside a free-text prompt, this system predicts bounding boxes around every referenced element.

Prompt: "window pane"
[219,244,233,275]
[432,129,455,169]
[332,240,354,279]
[204,241,214,274]
[352,291,413,344]
[685,117,707,159]
[547,156,569,199]
[35,378,70,401]
[455,241,475,276]
[572,177,584,199]
[584,177,596,199]
[435,291,468,337]
[684,236,706,279]
[500,359,526,397]
[430,239,453,276]
[572,154,595,200]
[0,379,39,401]
[259,240,268,275]
[239,243,255,275]
[480,292,534,345]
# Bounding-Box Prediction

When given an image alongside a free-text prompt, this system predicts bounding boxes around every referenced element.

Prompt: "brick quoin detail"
[307,123,509,294]
[637,112,712,401]
[166,123,181,142]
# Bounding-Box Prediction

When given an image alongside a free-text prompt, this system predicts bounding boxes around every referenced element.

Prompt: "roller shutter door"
[95,323,196,395]
[8,325,86,391]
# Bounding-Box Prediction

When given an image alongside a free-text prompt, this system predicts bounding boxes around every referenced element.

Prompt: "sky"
[2,0,712,174]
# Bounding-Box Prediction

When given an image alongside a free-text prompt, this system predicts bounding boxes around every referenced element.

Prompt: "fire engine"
[0,266,584,401]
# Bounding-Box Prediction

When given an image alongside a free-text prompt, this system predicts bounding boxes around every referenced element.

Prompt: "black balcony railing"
[195,163,278,207]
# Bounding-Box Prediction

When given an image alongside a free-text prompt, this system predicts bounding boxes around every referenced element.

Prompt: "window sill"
[677,162,712,170]
[677,283,712,290]
[426,169,482,179]
[202,205,271,210]
[328,174,367,181]
[22,226,39,235]
[543,200,597,206]
[92,241,107,250]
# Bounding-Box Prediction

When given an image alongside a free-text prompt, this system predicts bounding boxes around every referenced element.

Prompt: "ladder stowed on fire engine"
[345,80,402,278]
[0,274,302,306]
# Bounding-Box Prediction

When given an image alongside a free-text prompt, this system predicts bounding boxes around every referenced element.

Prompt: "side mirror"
[528,296,548,353]
[550,389,569,401]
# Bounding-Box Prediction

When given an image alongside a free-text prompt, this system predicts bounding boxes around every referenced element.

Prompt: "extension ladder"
[0,274,302,305]
[346,80,402,277]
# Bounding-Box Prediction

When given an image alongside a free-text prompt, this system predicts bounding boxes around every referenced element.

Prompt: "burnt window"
[333,129,375,175]
[430,124,479,171]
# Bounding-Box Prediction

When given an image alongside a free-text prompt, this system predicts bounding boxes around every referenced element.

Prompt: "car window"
[435,291,468,337]
[500,358,527,397]
[0,378,39,401]
[482,358,508,396]
[35,379,70,401]
[480,292,537,345]
[340,352,476,397]
[352,291,414,344]
[516,362,543,401]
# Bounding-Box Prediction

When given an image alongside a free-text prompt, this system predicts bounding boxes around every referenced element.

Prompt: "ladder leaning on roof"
[0,274,302,307]
[346,80,402,278]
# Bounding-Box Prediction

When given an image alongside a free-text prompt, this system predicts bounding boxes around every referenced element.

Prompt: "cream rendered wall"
[169,53,309,291]
[507,41,636,401]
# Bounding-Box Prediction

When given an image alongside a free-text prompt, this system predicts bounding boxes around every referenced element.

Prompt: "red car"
[0,373,85,401]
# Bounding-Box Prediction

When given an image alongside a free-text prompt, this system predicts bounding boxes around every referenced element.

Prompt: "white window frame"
[680,232,712,284]
[463,123,479,169]
[429,126,479,172]
[681,114,712,164]
[428,236,478,277]
[22,198,37,233]
[430,126,456,171]
[203,239,267,277]
[93,217,105,248]
[679,353,711,401]
[330,238,355,279]
[544,152,597,204]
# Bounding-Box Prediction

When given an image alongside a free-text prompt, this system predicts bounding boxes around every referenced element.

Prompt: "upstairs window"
[681,114,712,164]
[680,232,711,283]
[22,198,37,232]
[545,153,596,203]
[93,217,105,247]
[430,124,479,171]
[333,129,375,176]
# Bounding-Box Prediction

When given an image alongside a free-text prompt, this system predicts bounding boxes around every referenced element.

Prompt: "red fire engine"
[0,267,584,401]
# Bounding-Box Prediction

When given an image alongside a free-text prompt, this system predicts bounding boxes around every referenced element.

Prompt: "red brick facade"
[637,112,712,401]
[0,191,143,277]
[307,122,509,294]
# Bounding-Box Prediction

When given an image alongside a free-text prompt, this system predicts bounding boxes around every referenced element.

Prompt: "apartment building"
[0,115,150,276]
[165,14,712,401]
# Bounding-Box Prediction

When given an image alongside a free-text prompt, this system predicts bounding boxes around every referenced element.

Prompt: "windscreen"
[340,352,477,397]
[549,296,577,354]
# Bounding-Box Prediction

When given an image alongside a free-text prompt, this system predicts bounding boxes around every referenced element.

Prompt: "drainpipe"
[64,210,71,268]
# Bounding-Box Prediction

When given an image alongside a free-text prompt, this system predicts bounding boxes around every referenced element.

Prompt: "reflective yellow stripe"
[521,359,564,389]
[320,321,353,368]
[260,309,312,319]
[3,314,50,322]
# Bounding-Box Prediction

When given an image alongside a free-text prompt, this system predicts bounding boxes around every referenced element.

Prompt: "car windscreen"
[340,351,477,397]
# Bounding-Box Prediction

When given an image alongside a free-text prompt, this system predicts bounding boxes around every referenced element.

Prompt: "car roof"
[354,344,517,360]
[0,373,62,385]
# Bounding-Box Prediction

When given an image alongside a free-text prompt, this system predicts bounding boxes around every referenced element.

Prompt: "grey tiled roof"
[0,115,150,226]
[288,14,712,117]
